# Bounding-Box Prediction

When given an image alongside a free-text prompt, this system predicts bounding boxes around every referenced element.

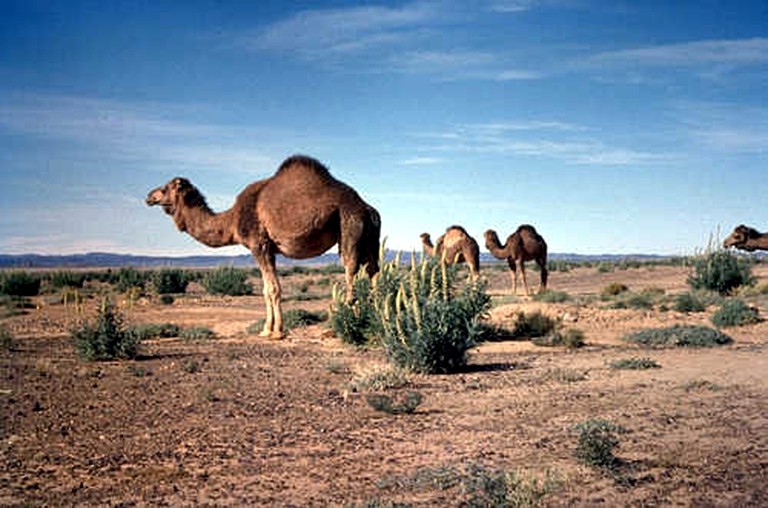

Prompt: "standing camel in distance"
[146,155,381,339]
[420,225,481,279]
[723,225,768,252]
[484,225,548,295]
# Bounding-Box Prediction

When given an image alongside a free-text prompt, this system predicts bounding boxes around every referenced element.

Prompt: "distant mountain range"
[0,251,676,269]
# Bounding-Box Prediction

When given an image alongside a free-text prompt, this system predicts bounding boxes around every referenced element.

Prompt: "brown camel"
[484,225,548,295]
[420,225,480,279]
[146,155,381,339]
[723,225,768,252]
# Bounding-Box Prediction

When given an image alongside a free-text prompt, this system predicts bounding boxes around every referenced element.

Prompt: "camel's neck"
[422,239,435,257]
[485,234,509,259]
[745,234,768,251]
[175,203,238,248]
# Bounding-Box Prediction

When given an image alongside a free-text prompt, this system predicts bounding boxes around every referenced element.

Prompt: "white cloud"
[586,38,768,67]
[415,121,669,166]
[241,2,438,57]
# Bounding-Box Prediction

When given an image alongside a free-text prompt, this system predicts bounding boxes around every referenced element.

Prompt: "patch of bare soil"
[2,264,767,506]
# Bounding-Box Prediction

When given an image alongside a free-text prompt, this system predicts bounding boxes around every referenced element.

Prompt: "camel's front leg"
[507,258,518,295]
[254,252,284,339]
[517,259,531,296]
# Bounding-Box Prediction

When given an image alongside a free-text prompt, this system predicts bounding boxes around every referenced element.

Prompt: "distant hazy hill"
[0,251,674,269]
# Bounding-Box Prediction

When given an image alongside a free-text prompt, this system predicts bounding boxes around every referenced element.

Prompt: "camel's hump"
[276,155,332,177]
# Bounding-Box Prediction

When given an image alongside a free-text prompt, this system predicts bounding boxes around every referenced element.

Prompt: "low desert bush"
[624,324,732,347]
[533,289,570,303]
[461,465,561,507]
[574,419,626,469]
[673,292,707,313]
[601,282,629,297]
[127,322,181,341]
[532,328,585,349]
[349,365,410,392]
[512,311,557,339]
[73,298,140,361]
[179,327,216,341]
[687,248,754,295]
[0,271,41,297]
[609,357,661,370]
[202,266,253,296]
[711,299,761,327]
[365,391,423,415]
[151,268,189,294]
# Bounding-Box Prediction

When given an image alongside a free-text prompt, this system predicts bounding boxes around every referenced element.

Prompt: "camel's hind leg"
[538,259,548,293]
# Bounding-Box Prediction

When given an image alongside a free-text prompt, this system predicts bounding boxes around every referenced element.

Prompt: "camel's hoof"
[258,330,284,340]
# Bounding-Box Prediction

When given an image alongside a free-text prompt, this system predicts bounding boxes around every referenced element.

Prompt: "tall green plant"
[687,245,754,295]
[331,247,491,374]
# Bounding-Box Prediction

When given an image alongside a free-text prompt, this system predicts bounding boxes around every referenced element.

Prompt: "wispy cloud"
[675,100,768,154]
[576,37,768,83]
[240,2,438,57]
[0,92,276,173]
[413,121,669,165]
[238,2,542,81]
[587,37,768,67]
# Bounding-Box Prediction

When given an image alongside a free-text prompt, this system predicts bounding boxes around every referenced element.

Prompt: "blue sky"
[1,1,766,257]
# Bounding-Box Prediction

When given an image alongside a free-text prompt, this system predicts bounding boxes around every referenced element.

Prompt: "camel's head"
[419,233,431,244]
[483,229,500,249]
[723,224,759,250]
[146,177,193,215]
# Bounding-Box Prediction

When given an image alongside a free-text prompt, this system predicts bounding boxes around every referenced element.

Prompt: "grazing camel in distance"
[484,225,548,295]
[420,225,481,279]
[146,155,381,339]
[723,225,768,252]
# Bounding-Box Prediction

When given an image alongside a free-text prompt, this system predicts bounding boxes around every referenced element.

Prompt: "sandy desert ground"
[1,261,767,506]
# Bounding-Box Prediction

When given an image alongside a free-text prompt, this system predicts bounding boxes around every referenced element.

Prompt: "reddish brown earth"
[2,263,767,506]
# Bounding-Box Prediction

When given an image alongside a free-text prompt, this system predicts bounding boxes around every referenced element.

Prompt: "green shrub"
[601,282,629,297]
[111,267,149,293]
[0,271,42,297]
[673,292,706,313]
[49,270,87,289]
[331,251,491,374]
[128,322,181,341]
[179,327,216,341]
[159,294,175,305]
[687,249,754,295]
[463,465,560,508]
[532,328,585,348]
[365,391,423,415]
[533,290,570,303]
[151,269,189,294]
[624,324,732,347]
[609,357,661,370]
[329,274,382,345]
[574,419,626,469]
[711,299,761,327]
[73,298,140,361]
[202,266,253,296]
[512,311,557,339]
